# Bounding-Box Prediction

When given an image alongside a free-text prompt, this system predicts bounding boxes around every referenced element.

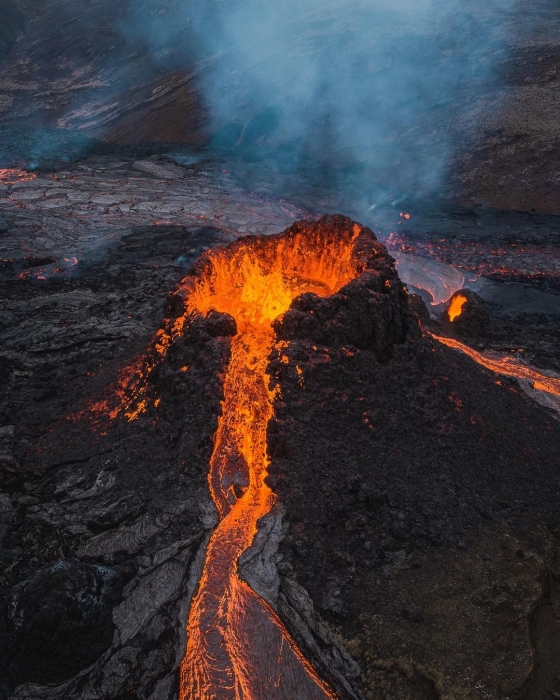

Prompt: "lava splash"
[177,220,374,699]
[447,293,468,322]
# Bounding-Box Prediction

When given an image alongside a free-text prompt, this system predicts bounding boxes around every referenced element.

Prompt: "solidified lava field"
[1,186,559,700]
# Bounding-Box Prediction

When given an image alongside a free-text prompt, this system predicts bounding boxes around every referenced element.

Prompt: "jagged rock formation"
[8,559,120,685]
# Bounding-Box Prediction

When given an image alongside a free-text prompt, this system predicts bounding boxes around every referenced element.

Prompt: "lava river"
[431,332,560,401]
[174,224,365,699]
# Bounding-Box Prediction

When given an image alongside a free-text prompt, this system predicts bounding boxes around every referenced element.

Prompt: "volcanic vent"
[3,212,560,700]
[87,215,409,699]
[145,215,407,699]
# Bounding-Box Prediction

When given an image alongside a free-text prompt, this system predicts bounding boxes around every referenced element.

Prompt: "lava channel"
[175,222,369,699]
[431,332,560,400]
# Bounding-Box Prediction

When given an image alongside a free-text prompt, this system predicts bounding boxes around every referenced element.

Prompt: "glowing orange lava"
[0,168,36,184]
[447,294,467,322]
[431,332,560,399]
[177,225,365,699]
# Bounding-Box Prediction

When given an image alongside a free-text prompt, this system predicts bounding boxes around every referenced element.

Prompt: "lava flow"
[431,332,560,399]
[390,250,467,306]
[177,223,367,699]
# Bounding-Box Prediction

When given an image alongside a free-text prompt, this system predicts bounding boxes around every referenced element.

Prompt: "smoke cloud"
[123,0,518,196]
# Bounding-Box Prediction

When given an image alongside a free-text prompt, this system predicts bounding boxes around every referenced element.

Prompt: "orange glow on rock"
[447,293,468,322]
[178,225,364,699]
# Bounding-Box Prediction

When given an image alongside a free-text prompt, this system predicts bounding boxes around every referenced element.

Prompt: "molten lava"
[386,231,560,292]
[176,224,366,699]
[431,332,560,400]
[447,294,467,322]
[0,168,36,184]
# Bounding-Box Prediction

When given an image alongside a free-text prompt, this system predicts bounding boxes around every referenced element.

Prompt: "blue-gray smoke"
[122,0,518,196]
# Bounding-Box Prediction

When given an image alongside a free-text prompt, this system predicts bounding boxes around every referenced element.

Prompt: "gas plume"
[123,0,518,195]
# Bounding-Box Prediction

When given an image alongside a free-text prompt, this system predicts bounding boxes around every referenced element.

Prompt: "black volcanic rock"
[0,232,233,696]
[7,559,120,684]
[272,216,411,361]
[267,267,560,698]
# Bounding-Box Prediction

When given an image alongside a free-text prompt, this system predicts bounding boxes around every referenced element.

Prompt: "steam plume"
[124,0,518,194]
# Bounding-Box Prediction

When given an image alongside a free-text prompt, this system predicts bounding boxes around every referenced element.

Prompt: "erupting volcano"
[177,222,366,699]
[79,216,558,700]
[4,196,560,700]
[93,215,400,700]
[3,0,560,694]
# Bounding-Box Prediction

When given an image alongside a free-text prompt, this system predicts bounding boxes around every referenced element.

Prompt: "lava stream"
[431,332,560,399]
[179,225,363,699]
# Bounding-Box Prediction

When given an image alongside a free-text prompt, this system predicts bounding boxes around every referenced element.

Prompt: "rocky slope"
[269,286,560,700]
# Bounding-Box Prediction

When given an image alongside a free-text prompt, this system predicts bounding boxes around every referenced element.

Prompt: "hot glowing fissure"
[176,228,363,699]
